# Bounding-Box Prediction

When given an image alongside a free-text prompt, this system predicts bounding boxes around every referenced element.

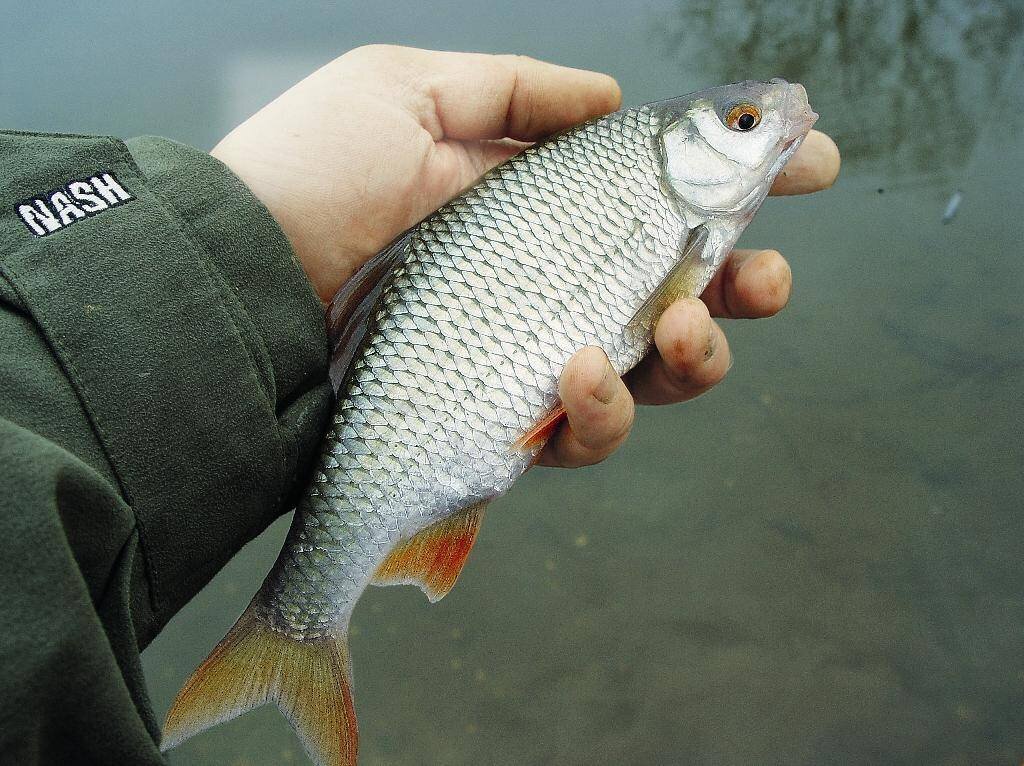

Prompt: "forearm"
[0,130,332,761]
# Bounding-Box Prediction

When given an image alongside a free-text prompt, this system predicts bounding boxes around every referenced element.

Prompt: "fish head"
[655,79,818,217]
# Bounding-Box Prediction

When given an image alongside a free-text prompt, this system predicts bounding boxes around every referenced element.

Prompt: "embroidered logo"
[14,172,134,237]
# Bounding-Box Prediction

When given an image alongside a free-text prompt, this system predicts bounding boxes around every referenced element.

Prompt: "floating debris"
[942,189,963,224]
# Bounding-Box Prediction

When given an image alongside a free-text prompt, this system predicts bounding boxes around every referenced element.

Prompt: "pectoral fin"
[512,402,567,453]
[626,224,710,334]
[328,232,411,391]
[372,501,488,602]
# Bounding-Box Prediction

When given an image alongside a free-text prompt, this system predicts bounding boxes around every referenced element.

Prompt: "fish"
[161,79,818,766]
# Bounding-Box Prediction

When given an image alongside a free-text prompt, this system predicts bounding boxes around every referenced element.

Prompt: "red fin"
[372,501,488,602]
[512,403,567,452]
[162,604,357,766]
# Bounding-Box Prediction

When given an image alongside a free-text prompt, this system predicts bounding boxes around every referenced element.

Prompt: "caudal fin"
[161,603,357,766]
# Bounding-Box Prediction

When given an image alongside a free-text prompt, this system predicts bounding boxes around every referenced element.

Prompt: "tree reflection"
[660,0,1022,176]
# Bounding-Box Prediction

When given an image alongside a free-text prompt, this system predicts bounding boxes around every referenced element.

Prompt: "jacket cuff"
[0,132,332,635]
[124,136,327,404]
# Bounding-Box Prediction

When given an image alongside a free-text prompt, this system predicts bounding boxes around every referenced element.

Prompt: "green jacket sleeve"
[0,131,333,764]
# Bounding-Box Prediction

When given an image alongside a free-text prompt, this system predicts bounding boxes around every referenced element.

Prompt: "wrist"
[210,139,329,302]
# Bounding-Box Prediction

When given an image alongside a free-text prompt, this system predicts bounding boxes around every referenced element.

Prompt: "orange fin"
[512,402,567,452]
[625,224,710,334]
[372,501,488,602]
[162,603,357,766]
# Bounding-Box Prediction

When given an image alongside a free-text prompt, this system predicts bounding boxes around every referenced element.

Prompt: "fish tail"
[161,602,357,766]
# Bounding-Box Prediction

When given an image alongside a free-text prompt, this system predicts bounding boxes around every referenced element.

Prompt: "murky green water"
[5,1,1023,763]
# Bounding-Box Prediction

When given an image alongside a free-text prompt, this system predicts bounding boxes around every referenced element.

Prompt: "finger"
[769,130,841,195]
[624,298,731,406]
[700,249,792,319]
[431,52,621,141]
[353,46,621,142]
[538,347,634,469]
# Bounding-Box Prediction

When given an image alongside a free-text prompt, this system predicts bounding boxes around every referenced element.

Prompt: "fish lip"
[784,83,818,142]
[783,111,817,148]
[772,131,809,177]
[781,131,807,155]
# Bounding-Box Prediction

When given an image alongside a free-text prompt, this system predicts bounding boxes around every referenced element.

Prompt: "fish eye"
[725,103,761,132]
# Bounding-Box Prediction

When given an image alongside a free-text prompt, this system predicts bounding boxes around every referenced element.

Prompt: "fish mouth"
[784,82,819,143]
[781,114,816,155]
[780,131,807,156]
[771,131,809,179]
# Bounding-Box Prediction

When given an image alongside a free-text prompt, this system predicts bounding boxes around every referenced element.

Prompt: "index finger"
[406,48,622,141]
[769,130,841,195]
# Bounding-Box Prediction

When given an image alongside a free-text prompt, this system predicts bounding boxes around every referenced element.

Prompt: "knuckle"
[574,421,613,452]
[498,53,537,68]
[574,414,613,451]
[578,400,634,453]
[342,44,390,63]
[551,435,597,469]
[571,440,613,468]
[340,44,417,73]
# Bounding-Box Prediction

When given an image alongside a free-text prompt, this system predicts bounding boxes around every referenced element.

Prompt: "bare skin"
[212,45,841,469]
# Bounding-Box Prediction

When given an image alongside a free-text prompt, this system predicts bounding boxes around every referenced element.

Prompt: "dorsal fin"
[327,232,412,391]
[372,501,488,602]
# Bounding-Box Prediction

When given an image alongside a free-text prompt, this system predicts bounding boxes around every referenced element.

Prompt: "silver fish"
[163,80,817,765]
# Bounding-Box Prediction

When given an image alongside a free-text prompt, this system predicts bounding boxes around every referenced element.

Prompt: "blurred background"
[3,1,1023,764]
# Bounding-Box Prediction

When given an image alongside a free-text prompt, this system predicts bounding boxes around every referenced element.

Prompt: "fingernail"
[593,357,618,404]
[703,324,717,362]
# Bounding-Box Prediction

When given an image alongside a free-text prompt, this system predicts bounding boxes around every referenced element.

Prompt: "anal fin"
[372,501,488,602]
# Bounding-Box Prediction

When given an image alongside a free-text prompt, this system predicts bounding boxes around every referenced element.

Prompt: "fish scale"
[163,80,817,766]
[258,106,683,641]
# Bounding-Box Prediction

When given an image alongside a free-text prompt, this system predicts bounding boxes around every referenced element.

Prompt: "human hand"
[211,45,840,469]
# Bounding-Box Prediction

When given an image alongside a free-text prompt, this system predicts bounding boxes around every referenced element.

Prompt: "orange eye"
[726,103,761,131]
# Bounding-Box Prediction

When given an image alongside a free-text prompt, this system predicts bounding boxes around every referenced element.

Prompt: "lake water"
[4,1,1023,763]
